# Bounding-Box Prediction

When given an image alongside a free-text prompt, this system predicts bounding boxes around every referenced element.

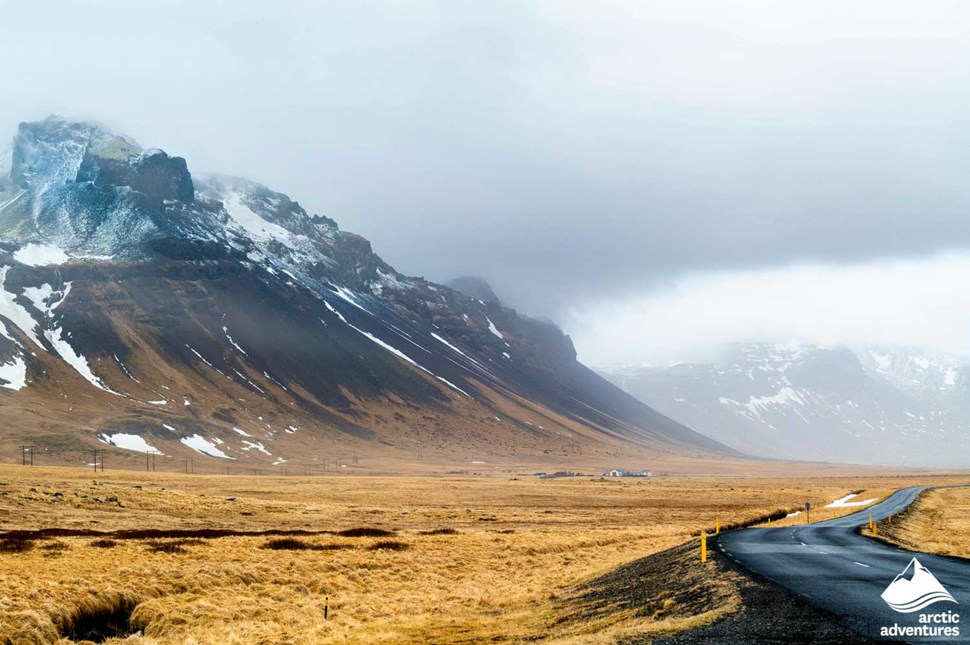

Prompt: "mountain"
[444,276,501,305]
[601,343,970,467]
[0,116,734,471]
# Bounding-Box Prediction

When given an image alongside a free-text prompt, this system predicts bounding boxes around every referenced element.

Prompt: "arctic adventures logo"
[879,557,960,639]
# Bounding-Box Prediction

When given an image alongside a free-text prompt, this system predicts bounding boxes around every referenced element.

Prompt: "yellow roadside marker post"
[873,521,878,536]
[889,514,893,524]
[701,531,707,563]
[868,516,874,532]
[715,518,720,534]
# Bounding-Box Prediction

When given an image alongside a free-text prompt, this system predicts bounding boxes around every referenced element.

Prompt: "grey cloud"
[2,1,970,317]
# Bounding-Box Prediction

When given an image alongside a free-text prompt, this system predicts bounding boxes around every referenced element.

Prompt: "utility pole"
[20,445,36,466]
[93,449,104,472]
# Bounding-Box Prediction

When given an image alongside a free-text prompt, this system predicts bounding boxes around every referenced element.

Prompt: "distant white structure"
[604,468,651,478]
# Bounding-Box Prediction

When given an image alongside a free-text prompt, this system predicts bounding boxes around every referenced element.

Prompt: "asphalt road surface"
[718,486,970,643]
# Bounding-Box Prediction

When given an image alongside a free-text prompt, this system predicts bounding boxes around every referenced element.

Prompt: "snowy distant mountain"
[0,116,733,469]
[860,348,967,399]
[602,343,970,467]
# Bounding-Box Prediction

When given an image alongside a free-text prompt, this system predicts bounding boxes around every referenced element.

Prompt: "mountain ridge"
[0,116,735,471]
[601,342,970,467]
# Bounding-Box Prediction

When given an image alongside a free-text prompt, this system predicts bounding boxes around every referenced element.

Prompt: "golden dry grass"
[871,485,970,559]
[0,465,966,644]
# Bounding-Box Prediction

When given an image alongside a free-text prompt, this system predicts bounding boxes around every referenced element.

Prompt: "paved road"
[718,486,970,643]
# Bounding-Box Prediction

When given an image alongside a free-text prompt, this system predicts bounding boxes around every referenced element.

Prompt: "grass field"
[872,485,970,559]
[0,465,966,644]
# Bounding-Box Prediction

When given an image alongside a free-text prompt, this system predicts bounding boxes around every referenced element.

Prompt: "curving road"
[718,486,970,643]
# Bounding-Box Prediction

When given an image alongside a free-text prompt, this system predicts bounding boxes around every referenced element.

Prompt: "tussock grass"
[419,527,458,535]
[367,540,409,551]
[90,538,119,548]
[262,538,352,551]
[146,538,205,553]
[0,465,963,644]
[39,540,69,552]
[336,527,394,538]
[0,537,33,553]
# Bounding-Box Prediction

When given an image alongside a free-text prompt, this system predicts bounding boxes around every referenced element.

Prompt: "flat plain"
[0,464,966,644]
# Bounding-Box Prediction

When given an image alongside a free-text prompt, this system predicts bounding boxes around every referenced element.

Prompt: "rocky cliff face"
[0,116,733,471]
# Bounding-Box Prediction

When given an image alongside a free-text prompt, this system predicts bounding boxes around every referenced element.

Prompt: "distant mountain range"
[0,116,733,470]
[601,343,970,467]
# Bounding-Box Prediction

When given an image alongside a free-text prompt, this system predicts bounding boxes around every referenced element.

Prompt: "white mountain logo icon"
[881,557,958,613]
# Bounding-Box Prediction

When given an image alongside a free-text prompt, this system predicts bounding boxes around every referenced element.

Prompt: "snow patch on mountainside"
[431,332,488,370]
[99,432,160,453]
[0,269,119,394]
[222,192,292,241]
[0,267,45,347]
[0,356,26,389]
[241,440,271,456]
[181,434,233,459]
[324,300,469,397]
[746,387,804,412]
[222,326,247,355]
[22,281,120,395]
[14,243,70,266]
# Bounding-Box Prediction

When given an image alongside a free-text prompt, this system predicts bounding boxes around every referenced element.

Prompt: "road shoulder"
[866,486,970,560]
[555,538,882,644]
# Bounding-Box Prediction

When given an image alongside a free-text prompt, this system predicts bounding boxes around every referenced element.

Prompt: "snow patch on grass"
[825,493,878,508]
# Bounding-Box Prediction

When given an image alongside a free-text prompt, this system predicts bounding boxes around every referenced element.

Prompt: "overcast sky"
[3,1,970,365]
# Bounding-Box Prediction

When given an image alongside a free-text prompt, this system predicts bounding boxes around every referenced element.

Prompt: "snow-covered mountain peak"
[860,346,966,395]
[602,342,970,467]
[0,118,398,290]
[10,116,141,187]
